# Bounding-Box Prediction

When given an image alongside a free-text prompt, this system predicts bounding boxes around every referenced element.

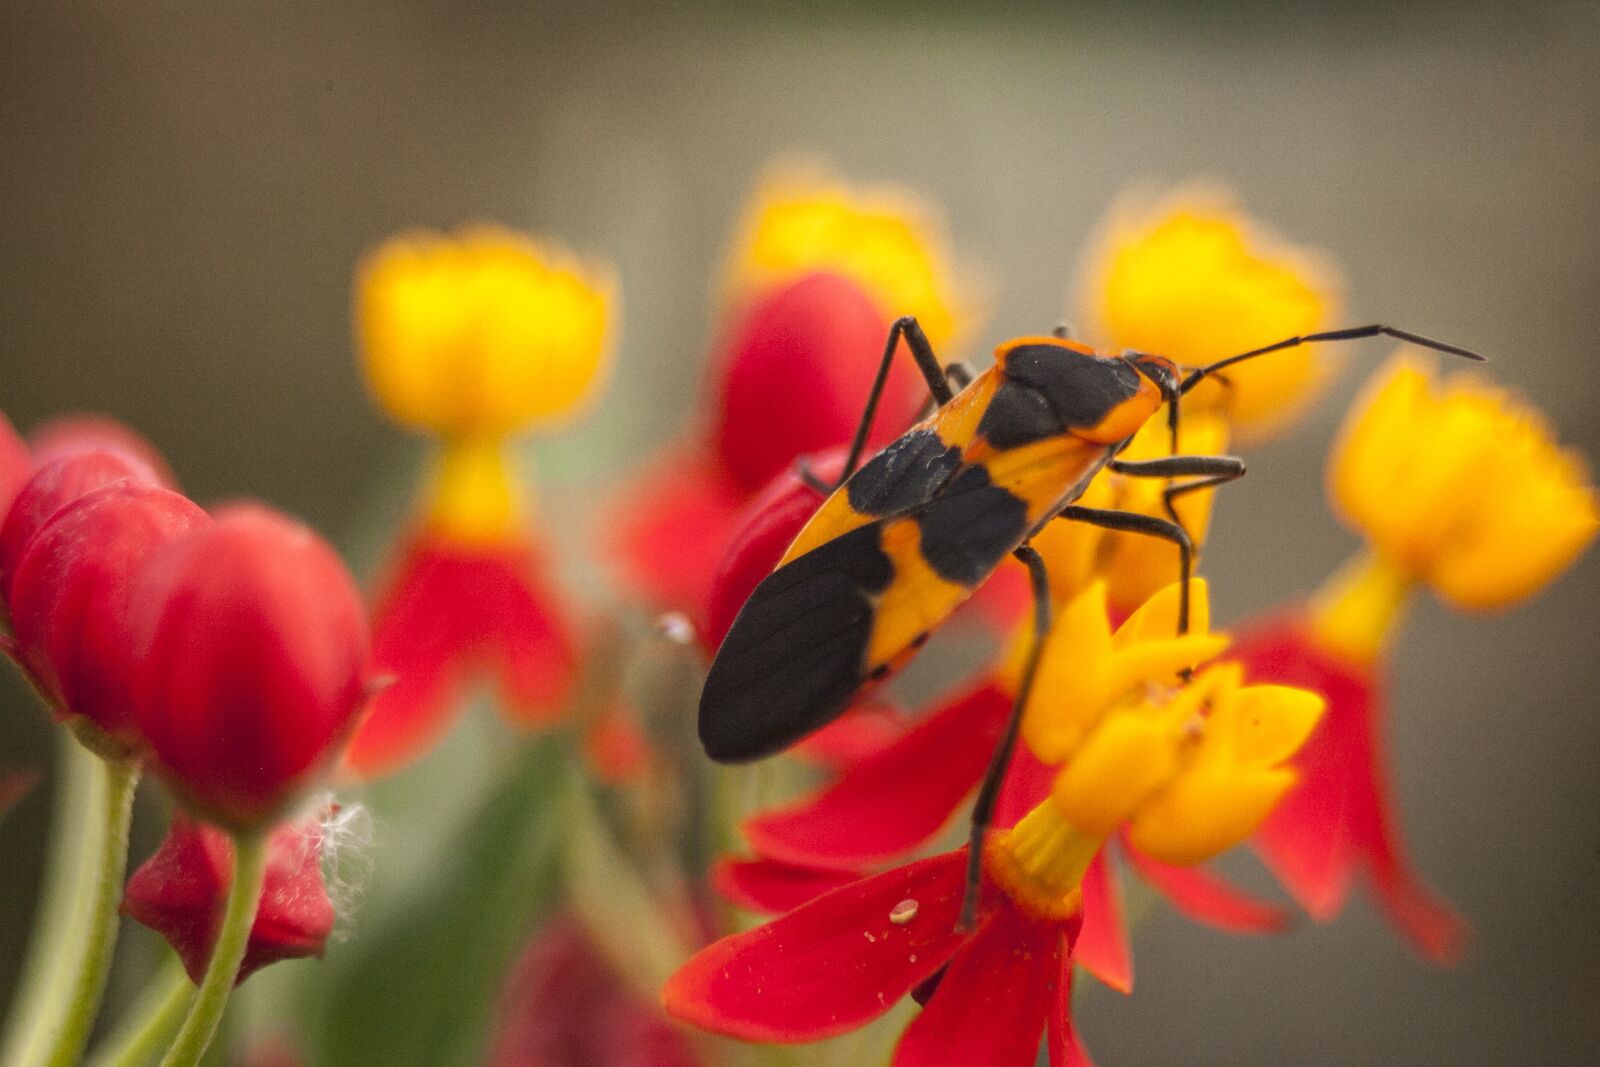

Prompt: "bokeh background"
[3,2,1598,1064]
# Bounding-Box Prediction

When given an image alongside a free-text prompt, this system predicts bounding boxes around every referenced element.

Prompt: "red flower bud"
[0,411,28,523]
[0,450,163,605]
[27,414,177,490]
[711,272,917,494]
[7,482,209,749]
[702,448,845,652]
[128,504,373,828]
[121,811,336,985]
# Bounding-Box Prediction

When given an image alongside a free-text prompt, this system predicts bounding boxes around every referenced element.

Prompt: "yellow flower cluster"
[721,162,971,351]
[1077,186,1340,440]
[1330,355,1599,613]
[356,226,615,542]
[988,581,1324,918]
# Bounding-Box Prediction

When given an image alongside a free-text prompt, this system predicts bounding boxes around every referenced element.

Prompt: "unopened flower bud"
[7,482,208,752]
[129,504,373,828]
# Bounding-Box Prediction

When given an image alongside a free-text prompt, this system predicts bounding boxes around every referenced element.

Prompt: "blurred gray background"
[2,2,1597,1064]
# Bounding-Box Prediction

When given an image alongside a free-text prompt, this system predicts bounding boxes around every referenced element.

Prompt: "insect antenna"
[1179,324,1485,398]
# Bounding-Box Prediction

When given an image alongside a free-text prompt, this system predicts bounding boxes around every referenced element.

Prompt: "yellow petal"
[356,227,614,438]
[1053,713,1178,837]
[1128,765,1296,866]
[1330,355,1598,610]
[1075,184,1342,441]
[1018,582,1116,764]
[721,160,976,352]
[1114,578,1211,646]
[1218,684,1325,766]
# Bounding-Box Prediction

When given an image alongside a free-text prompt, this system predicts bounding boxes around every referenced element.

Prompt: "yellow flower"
[356,226,615,542]
[357,226,614,440]
[720,161,973,351]
[986,580,1323,916]
[1027,410,1231,612]
[1329,354,1599,613]
[1075,184,1341,441]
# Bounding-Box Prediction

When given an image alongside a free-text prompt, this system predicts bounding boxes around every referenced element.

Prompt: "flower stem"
[42,756,142,1067]
[0,732,98,1065]
[83,960,193,1067]
[157,830,267,1067]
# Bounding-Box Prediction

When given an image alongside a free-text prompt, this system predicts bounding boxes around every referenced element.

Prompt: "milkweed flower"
[1239,356,1597,961]
[721,582,1314,1008]
[6,480,209,755]
[489,914,703,1067]
[668,847,1088,1065]
[128,504,374,830]
[1075,184,1341,441]
[613,162,975,617]
[121,810,336,985]
[345,227,613,775]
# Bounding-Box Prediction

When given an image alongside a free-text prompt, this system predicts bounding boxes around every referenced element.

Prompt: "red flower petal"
[790,700,909,771]
[1235,613,1467,963]
[663,850,969,1042]
[1076,849,1132,994]
[710,855,860,915]
[1047,949,1096,1067]
[744,679,1010,869]
[894,898,1063,1067]
[609,448,748,616]
[993,739,1055,832]
[345,531,578,776]
[711,272,915,495]
[1121,839,1289,934]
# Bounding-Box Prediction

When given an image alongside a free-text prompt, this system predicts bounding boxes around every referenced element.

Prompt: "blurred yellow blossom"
[1076,185,1341,440]
[988,580,1323,917]
[720,161,974,351]
[356,226,615,542]
[358,226,614,440]
[1329,354,1599,616]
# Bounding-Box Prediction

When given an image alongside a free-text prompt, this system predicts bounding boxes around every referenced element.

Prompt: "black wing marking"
[699,523,893,763]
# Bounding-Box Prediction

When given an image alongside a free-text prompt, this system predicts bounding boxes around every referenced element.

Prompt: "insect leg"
[1056,505,1195,633]
[839,316,952,485]
[1108,454,1246,527]
[959,543,1052,931]
[914,361,975,421]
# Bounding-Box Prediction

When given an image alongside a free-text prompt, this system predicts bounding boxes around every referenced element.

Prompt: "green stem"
[0,732,99,1064]
[83,960,193,1067]
[43,758,142,1067]
[157,831,267,1067]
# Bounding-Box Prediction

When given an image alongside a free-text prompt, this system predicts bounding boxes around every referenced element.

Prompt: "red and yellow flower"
[613,163,975,622]
[345,227,613,775]
[1239,355,1598,961]
[1075,184,1341,441]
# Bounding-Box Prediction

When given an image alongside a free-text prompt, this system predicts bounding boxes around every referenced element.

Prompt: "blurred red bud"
[0,411,27,522]
[711,272,915,494]
[129,504,373,828]
[122,811,336,985]
[27,415,177,489]
[702,448,845,651]
[0,450,164,604]
[7,482,209,749]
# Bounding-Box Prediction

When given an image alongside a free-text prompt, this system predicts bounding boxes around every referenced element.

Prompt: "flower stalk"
[157,830,267,1067]
[83,960,192,1067]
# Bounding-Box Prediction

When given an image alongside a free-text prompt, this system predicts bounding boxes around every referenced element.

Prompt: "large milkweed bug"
[699,315,1483,923]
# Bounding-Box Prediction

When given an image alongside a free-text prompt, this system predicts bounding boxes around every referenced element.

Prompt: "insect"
[699,315,1482,923]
